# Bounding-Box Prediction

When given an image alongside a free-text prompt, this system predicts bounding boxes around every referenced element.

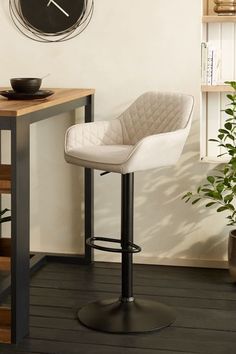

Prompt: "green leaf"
[225,122,233,130]
[225,81,236,90]
[205,191,222,200]
[217,206,229,212]
[224,167,229,174]
[225,109,234,116]
[219,128,230,134]
[207,176,215,184]
[201,188,212,192]
[231,161,236,170]
[227,94,235,101]
[216,183,224,193]
[209,139,219,142]
[223,178,230,186]
[225,144,235,149]
[224,194,234,203]
[218,134,224,140]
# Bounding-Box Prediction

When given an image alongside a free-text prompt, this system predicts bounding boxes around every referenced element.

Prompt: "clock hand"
[47,0,69,17]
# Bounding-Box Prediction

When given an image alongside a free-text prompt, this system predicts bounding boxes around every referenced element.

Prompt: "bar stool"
[64,91,194,333]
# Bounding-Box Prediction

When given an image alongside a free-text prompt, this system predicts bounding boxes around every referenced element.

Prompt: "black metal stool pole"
[121,173,134,302]
[78,172,176,333]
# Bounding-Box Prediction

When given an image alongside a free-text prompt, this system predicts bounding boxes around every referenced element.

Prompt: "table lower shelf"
[0,165,11,194]
[0,238,11,272]
[0,249,91,343]
[0,253,46,344]
[0,307,11,343]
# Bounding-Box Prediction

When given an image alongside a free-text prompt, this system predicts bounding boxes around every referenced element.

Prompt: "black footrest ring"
[86,237,141,254]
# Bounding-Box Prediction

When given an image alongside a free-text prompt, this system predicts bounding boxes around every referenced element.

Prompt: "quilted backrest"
[117,92,194,145]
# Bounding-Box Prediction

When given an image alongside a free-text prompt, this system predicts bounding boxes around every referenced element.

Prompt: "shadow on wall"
[95,119,228,265]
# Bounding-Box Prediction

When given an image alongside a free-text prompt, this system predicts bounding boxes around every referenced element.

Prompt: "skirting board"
[95,253,228,269]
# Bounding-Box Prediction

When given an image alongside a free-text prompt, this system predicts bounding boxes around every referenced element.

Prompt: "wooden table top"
[0,88,95,117]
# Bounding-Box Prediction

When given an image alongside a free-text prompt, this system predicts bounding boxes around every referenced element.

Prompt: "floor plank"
[0,261,236,354]
[30,288,236,311]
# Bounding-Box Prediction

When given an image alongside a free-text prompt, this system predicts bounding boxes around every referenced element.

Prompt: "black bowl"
[10,78,42,94]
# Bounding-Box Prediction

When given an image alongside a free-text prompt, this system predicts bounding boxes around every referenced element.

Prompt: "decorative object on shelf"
[9,0,94,42]
[201,42,221,85]
[183,81,236,281]
[214,0,236,15]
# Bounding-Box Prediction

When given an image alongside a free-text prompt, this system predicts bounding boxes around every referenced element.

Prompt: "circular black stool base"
[78,298,176,334]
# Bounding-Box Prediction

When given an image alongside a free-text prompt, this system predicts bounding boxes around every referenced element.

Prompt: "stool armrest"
[122,127,190,174]
[65,120,123,152]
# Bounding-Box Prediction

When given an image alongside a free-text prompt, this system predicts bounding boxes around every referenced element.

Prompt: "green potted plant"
[182,81,236,280]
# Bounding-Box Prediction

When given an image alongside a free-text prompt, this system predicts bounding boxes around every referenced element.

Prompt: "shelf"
[0,165,11,194]
[0,238,11,272]
[201,85,234,92]
[0,257,10,272]
[0,238,11,257]
[201,156,229,163]
[0,307,11,343]
[202,15,236,23]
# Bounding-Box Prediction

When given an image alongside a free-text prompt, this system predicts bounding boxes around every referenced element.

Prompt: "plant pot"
[214,0,236,15]
[228,230,236,281]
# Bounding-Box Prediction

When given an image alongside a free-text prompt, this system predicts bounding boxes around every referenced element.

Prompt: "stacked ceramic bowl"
[10,78,42,94]
[214,0,236,15]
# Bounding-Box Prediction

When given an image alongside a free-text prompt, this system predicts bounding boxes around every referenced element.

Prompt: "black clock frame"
[9,0,94,42]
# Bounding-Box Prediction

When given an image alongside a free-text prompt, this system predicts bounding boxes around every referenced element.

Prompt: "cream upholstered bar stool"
[65,92,194,333]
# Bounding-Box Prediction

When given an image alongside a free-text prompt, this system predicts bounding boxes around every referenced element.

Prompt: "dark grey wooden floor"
[0,261,236,354]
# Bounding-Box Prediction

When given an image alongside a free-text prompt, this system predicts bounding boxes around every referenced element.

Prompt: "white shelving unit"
[201,0,236,163]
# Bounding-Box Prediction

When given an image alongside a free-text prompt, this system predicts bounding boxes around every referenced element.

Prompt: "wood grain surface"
[0,165,11,194]
[0,307,11,344]
[0,88,95,117]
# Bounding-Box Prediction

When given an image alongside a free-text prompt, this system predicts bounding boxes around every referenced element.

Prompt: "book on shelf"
[201,42,221,86]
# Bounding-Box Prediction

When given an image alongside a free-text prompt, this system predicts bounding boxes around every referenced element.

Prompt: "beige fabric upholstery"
[65,92,194,174]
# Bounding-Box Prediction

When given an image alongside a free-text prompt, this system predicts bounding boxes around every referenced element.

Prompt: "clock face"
[20,0,85,34]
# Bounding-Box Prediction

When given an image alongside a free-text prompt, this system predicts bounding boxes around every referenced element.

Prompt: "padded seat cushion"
[65,92,194,174]
[66,145,133,167]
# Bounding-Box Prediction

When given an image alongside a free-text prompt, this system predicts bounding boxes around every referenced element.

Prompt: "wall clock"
[9,0,94,42]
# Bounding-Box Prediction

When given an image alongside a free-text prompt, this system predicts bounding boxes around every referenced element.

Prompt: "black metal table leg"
[0,91,95,344]
[11,117,30,343]
[84,95,94,264]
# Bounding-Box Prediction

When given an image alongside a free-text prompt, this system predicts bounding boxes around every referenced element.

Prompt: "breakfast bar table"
[0,88,95,344]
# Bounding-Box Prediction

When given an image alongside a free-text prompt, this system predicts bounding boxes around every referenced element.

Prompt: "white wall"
[0,0,228,267]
